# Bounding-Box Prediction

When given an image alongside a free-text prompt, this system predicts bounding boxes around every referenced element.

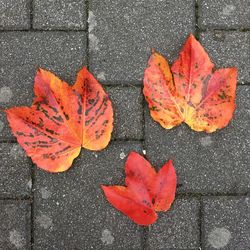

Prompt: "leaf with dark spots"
[144,34,237,133]
[73,67,113,150]
[102,152,177,226]
[5,67,113,172]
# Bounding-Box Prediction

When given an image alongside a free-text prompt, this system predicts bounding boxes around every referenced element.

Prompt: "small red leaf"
[102,152,177,226]
[152,160,177,212]
[101,185,157,226]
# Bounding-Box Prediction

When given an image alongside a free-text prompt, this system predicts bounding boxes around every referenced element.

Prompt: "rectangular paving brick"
[0,143,31,197]
[145,86,250,194]
[34,141,143,250]
[0,31,87,139]
[200,31,250,84]
[0,0,30,30]
[89,0,195,83]
[0,200,31,249]
[203,196,250,249]
[147,198,200,249]
[107,86,143,139]
[33,0,86,30]
[199,0,250,29]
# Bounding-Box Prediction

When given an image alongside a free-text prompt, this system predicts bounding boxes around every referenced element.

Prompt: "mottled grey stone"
[200,31,250,84]
[0,31,87,139]
[107,86,143,139]
[0,0,30,30]
[199,0,250,29]
[34,141,143,250]
[0,201,30,250]
[145,86,250,193]
[148,198,200,249]
[0,143,31,197]
[203,196,250,249]
[33,0,86,30]
[89,0,195,83]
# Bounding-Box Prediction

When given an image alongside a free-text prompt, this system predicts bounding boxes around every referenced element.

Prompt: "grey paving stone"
[200,31,250,84]
[199,0,250,29]
[107,86,143,139]
[0,31,87,139]
[89,0,195,83]
[144,86,250,194]
[0,143,31,197]
[0,200,31,250]
[203,196,250,250]
[147,198,200,249]
[33,141,143,250]
[33,0,86,30]
[0,0,30,30]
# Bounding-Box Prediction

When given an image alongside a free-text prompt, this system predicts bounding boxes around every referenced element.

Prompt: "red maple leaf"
[5,67,113,172]
[102,152,177,225]
[144,34,237,133]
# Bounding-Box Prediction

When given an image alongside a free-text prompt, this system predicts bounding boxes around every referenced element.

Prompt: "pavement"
[0,0,249,249]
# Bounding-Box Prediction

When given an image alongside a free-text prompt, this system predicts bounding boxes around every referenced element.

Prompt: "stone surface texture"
[148,198,200,249]
[0,0,30,30]
[200,31,250,83]
[0,201,31,250]
[199,0,250,29]
[89,0,195,83]
[107,86,143,139]
[0,143,31,197]
[33,0,86,30]
[203,197,250,249]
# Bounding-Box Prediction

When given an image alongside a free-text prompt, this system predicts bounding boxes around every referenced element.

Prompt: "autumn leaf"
[5,67,113,172]
[144,34,237,133]
[102,152,177,226]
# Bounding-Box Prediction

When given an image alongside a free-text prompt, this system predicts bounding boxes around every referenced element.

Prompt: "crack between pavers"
[199,197,204,250]
[195,0,200,40]
[141,77,149,250]
[0,196,32,200]
[30,163,35,250]
[199,28,250,32]
[85,0,90,68]
[1,192,247,200]
[0,29,88,33]
[176,193,249,198]
[142,225,149,250]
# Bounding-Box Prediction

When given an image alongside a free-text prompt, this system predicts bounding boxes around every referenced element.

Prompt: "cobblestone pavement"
[0,0,249,249]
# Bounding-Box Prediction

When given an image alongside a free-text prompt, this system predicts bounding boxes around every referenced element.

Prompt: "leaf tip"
[36,67,47,75]
[188,33,198,42]
[230,67,238,76]
[78,66,92,78]
[151,48,156,54]
[189,33,195,39]
[166,159,174,169]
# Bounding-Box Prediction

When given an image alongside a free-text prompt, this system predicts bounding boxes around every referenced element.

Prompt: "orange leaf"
[5,67,113,172]
[102,152,177,226]
[144,34,237,132]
